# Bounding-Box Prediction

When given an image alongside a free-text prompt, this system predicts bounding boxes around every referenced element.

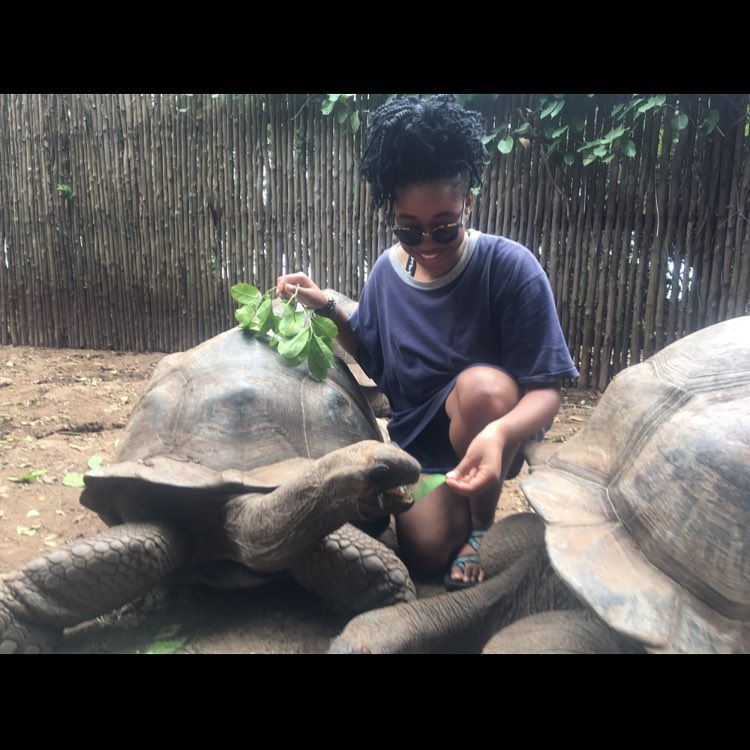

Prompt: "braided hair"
[360,94,487,220]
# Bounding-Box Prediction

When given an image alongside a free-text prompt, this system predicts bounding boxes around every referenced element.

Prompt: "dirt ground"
[0,341,597,653]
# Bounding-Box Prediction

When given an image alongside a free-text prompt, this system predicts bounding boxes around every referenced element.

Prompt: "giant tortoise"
[0,326,420,654]
[330,316,750,654]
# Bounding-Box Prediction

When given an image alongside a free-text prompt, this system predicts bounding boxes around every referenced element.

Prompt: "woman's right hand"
[275,272,328,310]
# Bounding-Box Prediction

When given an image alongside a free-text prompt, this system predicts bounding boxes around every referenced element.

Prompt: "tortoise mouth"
[380,484,415,514]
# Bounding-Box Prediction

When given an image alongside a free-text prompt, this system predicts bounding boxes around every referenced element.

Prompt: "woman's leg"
[396,367,521,582]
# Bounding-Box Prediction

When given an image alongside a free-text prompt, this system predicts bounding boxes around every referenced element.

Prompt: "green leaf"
[497,136,514,154]
[623,97,645,115]
[551,125,569,139]
[702,109,720,135]
[513,122,531,135]
[623,140,637,158]
[278,310,306,337]
[7,469,47,484]
[278,327,311,360]
[145,637,188,654]
[321,100,335,116]
[637,95,665,114]
[62,472,85,488]
[602,153,616,164]
[235,304,257,328]
[601,126,627,144]
[280,351,307,368]
[550,100,566,118]
[672,113,689,131]
[563,153,576,166]
[231,283,261,305]
[540,101,557,119]
[481,134,495,145]
[593,145,608,157]
[255,296,274,334]
[311,315,338,339]
[87,456,103,470]
[612,103,625,117]
[409,473,447,502]
[582,151,598,166]
[336,107,349,125]
[307,334,335,381]
[350,110,360,134]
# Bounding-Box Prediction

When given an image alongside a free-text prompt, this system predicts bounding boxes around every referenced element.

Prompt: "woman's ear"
[465,190,474,218]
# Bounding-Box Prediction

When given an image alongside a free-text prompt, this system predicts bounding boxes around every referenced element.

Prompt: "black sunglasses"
[392,199,466,247]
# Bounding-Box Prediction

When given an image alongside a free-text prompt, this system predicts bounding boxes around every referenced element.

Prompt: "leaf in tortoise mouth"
[405,473,447,502]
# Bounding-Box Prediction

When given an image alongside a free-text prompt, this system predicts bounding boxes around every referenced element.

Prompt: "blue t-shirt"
[348,230,580,448]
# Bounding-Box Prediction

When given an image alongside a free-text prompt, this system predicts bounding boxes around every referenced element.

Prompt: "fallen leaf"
[7,469,47,483]
[16,525,37,536]
[27,509,41,518]
[569,416,585,422]
[63,472,86,488]
[144,626,188,654]
[0,509,5,519]
[144,637,188,655]
[44,541,58,547]
[87,455,103,470]
[44,533,58,541]
[55,509,66,516]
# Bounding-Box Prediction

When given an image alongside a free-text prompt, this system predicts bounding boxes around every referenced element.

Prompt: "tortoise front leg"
[1,522,188,654]
[288,523,416,614]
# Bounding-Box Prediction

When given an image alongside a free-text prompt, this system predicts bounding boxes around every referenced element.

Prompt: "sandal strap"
[466,529,487,552]
[451,554,479,573]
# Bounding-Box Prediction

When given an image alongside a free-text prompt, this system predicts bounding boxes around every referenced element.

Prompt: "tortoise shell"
[83,326,382,520]
[522,316,750,653]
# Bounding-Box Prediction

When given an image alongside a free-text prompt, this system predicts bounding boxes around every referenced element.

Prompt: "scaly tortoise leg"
[1,522,188,654]
[288,523,416,614]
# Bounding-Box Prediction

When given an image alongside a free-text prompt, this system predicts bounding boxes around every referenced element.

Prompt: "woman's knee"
[448,367,521,423]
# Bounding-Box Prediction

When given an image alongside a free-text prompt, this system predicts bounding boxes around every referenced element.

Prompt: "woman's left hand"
[445,423,506,497]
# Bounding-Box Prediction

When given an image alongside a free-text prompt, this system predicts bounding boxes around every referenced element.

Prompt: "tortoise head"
[312,440,421,520]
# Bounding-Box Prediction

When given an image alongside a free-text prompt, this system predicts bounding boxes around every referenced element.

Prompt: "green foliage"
[231,284,338,381]
[56,183,74,200]
[319,94,361,134]
[476,94,721,170]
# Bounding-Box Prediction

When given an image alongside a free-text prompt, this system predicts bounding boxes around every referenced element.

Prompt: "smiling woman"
[276,94,579,591]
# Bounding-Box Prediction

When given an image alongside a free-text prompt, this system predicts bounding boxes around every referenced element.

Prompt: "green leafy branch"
[480,94,722,170]
[319,94,361,134]
[231,283,338,381]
